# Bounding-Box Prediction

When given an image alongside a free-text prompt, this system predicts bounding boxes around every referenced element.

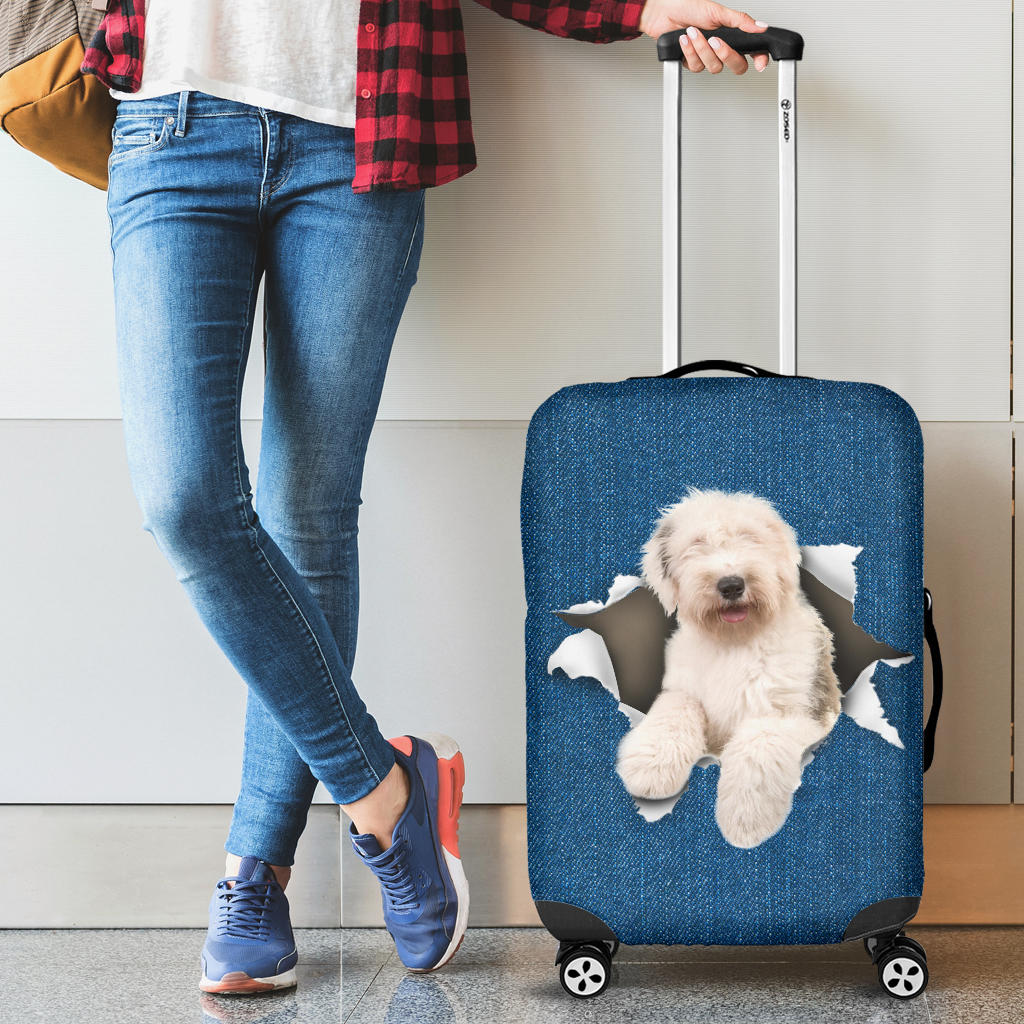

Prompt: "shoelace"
[215,877,274,940]
[372,838,420,913]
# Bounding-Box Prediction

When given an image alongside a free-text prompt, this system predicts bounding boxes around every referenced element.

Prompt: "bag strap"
[922,587,943,772]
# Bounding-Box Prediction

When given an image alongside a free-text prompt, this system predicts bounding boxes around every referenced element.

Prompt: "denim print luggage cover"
[520,374,925,946]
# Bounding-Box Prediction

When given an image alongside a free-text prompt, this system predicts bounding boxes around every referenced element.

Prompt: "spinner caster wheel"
[558,943,612,998]
[891,934,928,961]
[864,931,927,963]
[877,945,929,1000]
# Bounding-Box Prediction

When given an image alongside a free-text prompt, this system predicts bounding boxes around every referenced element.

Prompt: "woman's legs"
[226,115,427,868]
[107,91,422,868]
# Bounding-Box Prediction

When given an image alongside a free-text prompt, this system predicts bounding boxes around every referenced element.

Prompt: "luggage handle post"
[660,27,801,377]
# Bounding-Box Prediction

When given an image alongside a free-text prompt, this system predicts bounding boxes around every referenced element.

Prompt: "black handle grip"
[627,359,791,380]
[922,587,943,773]
[657,26,804,62]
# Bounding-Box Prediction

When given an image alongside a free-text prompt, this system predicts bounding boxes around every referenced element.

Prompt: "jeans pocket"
[110,115,173,163]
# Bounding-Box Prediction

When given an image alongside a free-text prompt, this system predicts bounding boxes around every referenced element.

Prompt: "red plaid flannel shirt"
[81,0,646,193]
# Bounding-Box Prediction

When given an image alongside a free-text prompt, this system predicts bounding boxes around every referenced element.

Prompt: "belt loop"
[174,89,190,137]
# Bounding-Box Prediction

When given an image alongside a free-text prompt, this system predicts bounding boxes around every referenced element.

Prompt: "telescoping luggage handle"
[658,26,802,377]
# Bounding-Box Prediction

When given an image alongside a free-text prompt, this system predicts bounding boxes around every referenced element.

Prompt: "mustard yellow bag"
[0,1,117,189]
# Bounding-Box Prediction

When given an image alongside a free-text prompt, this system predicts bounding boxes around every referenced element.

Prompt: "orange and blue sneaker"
[349,733,469,972]
[199,856,298,994]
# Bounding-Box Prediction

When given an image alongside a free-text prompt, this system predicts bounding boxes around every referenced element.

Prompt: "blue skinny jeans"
[106,89,425,866]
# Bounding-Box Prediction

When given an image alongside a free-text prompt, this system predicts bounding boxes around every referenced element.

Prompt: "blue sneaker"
[199,855,298,994]
[349,733,469,972]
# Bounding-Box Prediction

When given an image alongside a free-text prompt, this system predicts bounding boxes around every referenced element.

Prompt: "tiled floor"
[0,927,1020,1023]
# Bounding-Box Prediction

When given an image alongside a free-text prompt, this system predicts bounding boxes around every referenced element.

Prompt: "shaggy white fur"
[616,488,842,849]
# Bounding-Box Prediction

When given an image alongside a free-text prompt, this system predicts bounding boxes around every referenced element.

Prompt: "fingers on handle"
[678,32,705,73]
[709,38,751,75]
[686,28,724,73]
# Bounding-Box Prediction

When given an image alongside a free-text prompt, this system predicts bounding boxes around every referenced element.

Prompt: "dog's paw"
[715,762,795,849]
[714,791,789,849]
[714,720,811,848]
[616,726,694,801]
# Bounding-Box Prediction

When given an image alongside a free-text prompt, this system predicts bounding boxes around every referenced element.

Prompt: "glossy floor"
[0,927,1019,1023]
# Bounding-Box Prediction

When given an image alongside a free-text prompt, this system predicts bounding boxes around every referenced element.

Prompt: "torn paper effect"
[801,543,908,750]
[842,656,912,750]
[800,543,863,603]
[632,786,684,822]
[548,545,912,821]
[546,628,621,703]
[559,573,645,617]
[546,574,647,703]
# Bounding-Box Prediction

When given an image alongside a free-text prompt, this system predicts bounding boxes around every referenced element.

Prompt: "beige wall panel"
[3,804,1019,928]
[1012,0,1024,802]
[923,422,1012,803]
[1015,426,1024,803]
[0,805,340,928]
[917,805,1024,923]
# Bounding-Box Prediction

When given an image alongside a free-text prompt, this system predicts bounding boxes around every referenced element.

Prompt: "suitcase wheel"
[557,943,612,998]
[866,932,929,1000]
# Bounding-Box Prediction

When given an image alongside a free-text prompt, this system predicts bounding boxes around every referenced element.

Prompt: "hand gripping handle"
[657,26,804,62]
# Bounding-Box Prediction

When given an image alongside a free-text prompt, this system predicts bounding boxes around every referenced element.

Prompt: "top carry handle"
[659,26,803,376]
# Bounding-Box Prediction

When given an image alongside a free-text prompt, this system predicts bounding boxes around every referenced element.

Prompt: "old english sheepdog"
[616,488,842,849]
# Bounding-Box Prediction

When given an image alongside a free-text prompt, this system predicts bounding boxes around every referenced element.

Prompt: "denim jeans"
[106,89,426,866]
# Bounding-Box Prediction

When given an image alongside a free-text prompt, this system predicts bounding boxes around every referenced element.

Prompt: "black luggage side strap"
[627,359,812,380]
[922,587,943,772]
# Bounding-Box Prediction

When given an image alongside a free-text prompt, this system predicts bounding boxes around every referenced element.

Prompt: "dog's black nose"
[717,575,745,600]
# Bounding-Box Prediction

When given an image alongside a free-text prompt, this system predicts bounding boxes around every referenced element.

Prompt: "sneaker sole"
[413,731,470,973]
[199,967,297,994]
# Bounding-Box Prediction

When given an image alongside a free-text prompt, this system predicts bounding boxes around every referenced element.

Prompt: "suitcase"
[519,25,944,1001]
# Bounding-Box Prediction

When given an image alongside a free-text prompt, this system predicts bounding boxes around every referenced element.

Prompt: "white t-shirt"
[109,0,360,129]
